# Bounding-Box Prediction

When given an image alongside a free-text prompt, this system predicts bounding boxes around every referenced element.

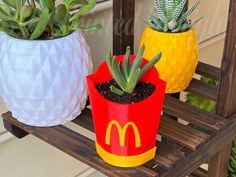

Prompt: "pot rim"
[87,55,166,107]
[145,26,195,36]
[1,30,78,43]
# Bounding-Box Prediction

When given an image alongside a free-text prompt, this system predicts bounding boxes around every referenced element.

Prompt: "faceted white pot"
[0,31,93,126]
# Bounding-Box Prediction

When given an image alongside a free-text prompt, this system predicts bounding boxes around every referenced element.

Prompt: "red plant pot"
[86,55,166,167]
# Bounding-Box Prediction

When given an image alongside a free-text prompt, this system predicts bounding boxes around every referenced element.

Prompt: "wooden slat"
[3,118,28,138]
[72,108,94,132]
[74,108,185,170]
[155,142,185,169]
[159,117,210,151]
[208,1,236,176]
[185,78,218,101]
[196,62,220,81]
[2,112,159,177]
[160,114,236,177]
[163,95,226,133]
[189,167,208,177]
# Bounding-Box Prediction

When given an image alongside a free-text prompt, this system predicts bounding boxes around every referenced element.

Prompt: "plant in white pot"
[0,0,101,126]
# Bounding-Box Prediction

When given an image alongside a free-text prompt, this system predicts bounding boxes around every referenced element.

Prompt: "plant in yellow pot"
[140,0,202,93]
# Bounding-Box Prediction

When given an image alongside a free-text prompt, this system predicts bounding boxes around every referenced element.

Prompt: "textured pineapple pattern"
[0,31,93,126]
[140,27,198,93]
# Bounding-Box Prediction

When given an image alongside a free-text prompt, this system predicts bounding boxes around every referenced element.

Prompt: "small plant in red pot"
[86,46,166,167]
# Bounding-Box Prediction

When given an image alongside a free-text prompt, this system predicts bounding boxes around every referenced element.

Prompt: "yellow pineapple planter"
[139,26,198,93]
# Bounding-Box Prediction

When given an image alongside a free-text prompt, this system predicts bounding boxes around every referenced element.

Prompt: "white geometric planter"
[0,31,93,126]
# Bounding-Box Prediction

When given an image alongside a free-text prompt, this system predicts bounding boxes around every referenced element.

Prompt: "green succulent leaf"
[126,68,141,93]
[0,23,18,37]
[140,52,162,79]
[106,45,162,95]
[144,0,200,33]
[20,6,33,22]
[55,4,67,25]
[69,0,96,23]
[0,0,100,39]
[0,4,15,16]
[70,0,88,7]
[177,1,200,26]
[166,0,175,21]
[173,0,187,21]
[77,24,102,31]
[15,0,23,12]
[20,17,39,26]
[35,0,55,12]
[2,0,16,9]
[129,45,144,76]
[148,12,163,25]
[111,56,127,90]
[124,46,131,80]
[110,85,124,96]
[0,8,15,21]
[77,0,96,15]
[155,0,167,24]
[30,8,49,39]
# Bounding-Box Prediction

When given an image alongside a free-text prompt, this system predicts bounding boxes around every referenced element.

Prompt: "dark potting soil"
[96,80,156,104]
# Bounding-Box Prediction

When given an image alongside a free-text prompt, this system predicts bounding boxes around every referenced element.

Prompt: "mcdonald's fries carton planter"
[140,0,201,93]
[87,47,166,167]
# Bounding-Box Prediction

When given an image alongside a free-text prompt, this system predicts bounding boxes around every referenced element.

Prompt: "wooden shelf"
[3,63,236,177]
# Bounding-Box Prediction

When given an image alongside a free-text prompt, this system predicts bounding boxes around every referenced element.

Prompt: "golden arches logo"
[105,120,141,148]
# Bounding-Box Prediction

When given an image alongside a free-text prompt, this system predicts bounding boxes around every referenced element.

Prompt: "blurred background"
[0,0,230,176]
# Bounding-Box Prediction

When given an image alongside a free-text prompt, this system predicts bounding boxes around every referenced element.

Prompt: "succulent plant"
[106,45,162,95]
[142,0,202,33]
[0,0,102,39]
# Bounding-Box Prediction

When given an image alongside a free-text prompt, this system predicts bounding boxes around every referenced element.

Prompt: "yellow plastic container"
[139,26,199,93]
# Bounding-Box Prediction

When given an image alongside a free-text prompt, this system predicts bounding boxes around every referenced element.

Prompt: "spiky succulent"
[106,45,162,95]
[0,0,102,39]
[143,0,202,33]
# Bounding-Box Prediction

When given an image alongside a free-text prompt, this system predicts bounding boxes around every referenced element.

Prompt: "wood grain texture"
[208,143,232,177]
[3,114,28,139]
[3,109,236,177]
[160,114,236,177]
[189,167,208,177]
[185,78,218,101]
[196,62,220,81]
[208,1,236,176]
[216,0,236,117]
[113,0,135,55]
[163,95,226,133]
[2,112,158,177]
[159,117,210,151]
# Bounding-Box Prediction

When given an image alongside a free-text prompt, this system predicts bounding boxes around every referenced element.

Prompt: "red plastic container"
[86,55,166,167]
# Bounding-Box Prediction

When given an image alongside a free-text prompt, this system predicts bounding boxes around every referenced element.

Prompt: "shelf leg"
[208,143,232,177]
[3,119,28,139]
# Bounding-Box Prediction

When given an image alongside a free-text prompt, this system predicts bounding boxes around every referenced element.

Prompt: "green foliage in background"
[186,77,218,112]
[142,0,202,32]
[0,0,102,39]
[106,45,162,95]
[186,76,236,177]
[229,141,236,177]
